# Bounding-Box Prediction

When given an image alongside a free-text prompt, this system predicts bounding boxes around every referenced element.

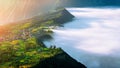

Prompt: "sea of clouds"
[46,8,120,68]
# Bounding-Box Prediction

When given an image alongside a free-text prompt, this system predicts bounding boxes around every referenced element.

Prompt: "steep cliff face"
[31,8,86,68]
[33,8,84,68]
[32,49,86,68]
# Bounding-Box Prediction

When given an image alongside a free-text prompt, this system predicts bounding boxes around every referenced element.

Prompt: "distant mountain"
[61,0,120,7]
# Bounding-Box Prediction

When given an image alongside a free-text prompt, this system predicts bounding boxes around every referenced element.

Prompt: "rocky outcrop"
[53,8,74,24]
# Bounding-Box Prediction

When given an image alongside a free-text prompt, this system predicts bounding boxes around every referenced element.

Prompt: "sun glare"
[0,0,58,24]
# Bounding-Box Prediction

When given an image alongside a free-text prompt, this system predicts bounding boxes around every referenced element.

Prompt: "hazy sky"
[62,0,120,7]
[0,0,57,24]
[0,0,120,24]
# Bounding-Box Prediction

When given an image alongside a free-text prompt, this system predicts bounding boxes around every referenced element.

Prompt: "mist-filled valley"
[0,0,120,68]
[45,8,120,68]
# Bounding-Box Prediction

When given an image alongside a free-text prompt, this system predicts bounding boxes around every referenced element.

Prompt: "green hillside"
[0,8,75,68]
[0,8,85,68]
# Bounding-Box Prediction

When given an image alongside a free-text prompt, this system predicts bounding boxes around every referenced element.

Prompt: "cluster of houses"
[0,29,32,42]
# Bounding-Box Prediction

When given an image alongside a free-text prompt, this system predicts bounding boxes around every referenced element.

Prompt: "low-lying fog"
[45,8,120,68]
